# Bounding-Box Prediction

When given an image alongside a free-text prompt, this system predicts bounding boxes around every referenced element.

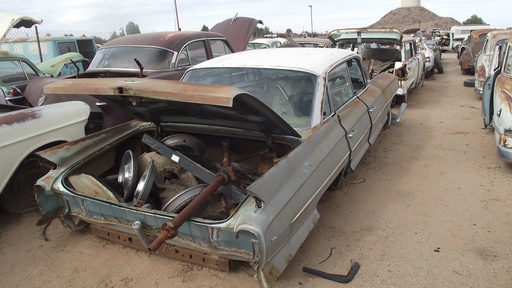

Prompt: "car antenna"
[134,58,144,78]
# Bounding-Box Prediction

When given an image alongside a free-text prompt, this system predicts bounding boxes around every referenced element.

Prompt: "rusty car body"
[22,16,261,132]
[328,28,424,106]
[34,48,400,287]
[0,101,89,213]
[482,37,512,161]
[474,30,512,94]
[459,29,499,75]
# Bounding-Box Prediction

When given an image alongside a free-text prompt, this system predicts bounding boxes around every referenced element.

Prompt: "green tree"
[463,14,486,25]
[108,30,120,41]
[126,21,141,35]
[252,26,271,38]
[201,25,209,31]
[92,36,108,45]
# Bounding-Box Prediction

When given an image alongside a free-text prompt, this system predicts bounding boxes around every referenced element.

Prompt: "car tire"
[434,58,444,74]
[463,78,475,87]
[0,157,51,214]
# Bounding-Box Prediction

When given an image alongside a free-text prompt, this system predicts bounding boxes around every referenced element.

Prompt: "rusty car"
[0,101,89,214]
[482,37,512,161]
[459,29,499,75]
[328,28,424,106]
[474,30,512,94]
[33,48,401,287]
[22,16,262,132]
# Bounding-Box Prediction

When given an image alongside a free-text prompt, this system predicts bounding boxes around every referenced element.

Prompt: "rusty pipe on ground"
[148,141,232,253]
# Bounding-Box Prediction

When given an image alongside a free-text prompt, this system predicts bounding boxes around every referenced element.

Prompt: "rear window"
[0,59,40,84]
[89,46,174,70]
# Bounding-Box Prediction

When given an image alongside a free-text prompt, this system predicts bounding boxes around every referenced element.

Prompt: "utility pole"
[174,0,181,31]
[309,5,313,37]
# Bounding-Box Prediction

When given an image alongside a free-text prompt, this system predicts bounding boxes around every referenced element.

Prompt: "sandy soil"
[1,52,511,288]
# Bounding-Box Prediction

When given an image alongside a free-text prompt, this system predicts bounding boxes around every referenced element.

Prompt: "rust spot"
[0,108,40,126]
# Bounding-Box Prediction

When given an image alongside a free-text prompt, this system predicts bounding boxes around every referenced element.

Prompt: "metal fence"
[1,27,113,64]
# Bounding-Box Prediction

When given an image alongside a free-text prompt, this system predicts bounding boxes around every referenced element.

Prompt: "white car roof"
[189,48,357,75]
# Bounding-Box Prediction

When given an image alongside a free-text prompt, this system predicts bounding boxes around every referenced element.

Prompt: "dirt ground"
[1,52,511,288]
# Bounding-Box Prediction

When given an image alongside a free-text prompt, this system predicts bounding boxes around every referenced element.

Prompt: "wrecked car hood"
[0,11,42,41]
[43,78,301,138]
[36,52,89,77]
[328,28,403,45]
[210,15,263,52]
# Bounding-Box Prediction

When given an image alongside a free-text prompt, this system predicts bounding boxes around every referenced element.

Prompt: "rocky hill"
[368,6,461,31]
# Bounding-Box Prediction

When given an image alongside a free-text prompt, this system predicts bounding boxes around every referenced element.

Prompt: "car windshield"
[182,67,317,129]
[89,46,174,71]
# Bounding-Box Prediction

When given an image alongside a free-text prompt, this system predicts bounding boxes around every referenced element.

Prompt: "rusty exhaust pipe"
[148,141,232,253]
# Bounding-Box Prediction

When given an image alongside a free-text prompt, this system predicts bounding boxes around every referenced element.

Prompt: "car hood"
[42,78,301,138]
[210,15,263,52]
[328,28,403,45]
[36,52,89,77]
[0,12,42,41]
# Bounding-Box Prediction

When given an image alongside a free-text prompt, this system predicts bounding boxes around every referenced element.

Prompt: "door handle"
[348,129,357,138]
[369,106,376,113]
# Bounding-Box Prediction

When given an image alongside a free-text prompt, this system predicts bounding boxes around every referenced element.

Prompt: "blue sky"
[2,0,510,34]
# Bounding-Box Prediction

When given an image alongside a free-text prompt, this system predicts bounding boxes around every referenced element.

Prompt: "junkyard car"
[459,29,499,75]
[246,37,286,49]
[482,37,512,161]
[0,101,89,213]
[328,28,424,105]
[293,37,335,48]
[23,16,262,132]
[0,51,46,105]
[424,39,443,73]
[474,30,512,93]
[34,48,400,287]
[417,39,435,77]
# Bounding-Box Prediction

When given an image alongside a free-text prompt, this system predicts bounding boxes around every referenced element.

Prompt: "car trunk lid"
[42,78,301,138]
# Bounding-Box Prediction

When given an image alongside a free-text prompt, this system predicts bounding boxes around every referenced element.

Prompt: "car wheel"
[463,78,475,87]
[434,58,444,74]
[0,157,52,214]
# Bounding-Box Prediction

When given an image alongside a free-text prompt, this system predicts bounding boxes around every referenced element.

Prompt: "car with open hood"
[34,48,401,287]
[22,16,262,133]
[482,37,512,162]
[328,28,425,105]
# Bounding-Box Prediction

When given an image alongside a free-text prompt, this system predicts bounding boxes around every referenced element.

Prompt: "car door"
[327,60,372,170]
[346,57,386,145]
[483,40,507,127]
[403,41,420,89]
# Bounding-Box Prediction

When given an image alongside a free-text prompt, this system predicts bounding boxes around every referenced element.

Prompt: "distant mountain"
[368,6,461,31]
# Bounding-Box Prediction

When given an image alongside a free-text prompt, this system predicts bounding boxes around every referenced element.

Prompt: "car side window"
[327,62,353,111]
[210,39,232,58]
[347,58,366,95]
[504,46,512,75]
[0,60,35,84]
[177,41,207,67]
[403,42,412,60]
[21,61,40,79]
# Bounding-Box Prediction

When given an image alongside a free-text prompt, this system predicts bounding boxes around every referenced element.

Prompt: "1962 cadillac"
[34,48,402,287]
